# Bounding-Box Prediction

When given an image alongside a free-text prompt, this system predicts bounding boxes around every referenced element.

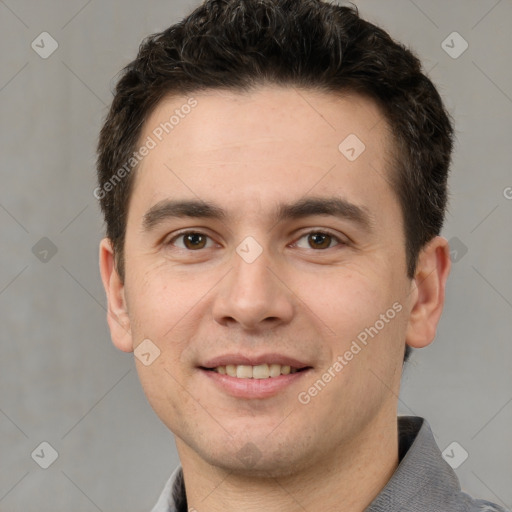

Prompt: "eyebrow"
[142,196,374,233]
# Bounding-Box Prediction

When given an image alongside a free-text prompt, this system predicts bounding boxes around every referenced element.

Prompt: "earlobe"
[405,236,451,349]
[99,238,134,353]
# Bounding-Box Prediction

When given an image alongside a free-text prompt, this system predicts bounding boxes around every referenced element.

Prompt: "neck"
[176,410,399,512]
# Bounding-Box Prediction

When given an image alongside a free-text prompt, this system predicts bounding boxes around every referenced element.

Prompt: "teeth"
[253,364,269,379]
[212,364,302,378]
[269,363,281,378]
[236,365,253,379]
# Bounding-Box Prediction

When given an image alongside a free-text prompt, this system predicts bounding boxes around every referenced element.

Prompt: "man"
[96,1,508,511]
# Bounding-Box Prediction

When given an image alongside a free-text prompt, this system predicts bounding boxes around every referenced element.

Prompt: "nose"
[212,247,294,332]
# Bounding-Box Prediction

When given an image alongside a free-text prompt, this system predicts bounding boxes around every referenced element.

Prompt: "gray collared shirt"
[151,416,509,512]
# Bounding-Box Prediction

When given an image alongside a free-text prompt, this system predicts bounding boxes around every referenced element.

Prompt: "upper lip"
[200,353,311,369]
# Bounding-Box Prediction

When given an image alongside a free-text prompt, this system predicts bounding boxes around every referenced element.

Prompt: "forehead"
[131,86,396,220]
[141,86,389,158]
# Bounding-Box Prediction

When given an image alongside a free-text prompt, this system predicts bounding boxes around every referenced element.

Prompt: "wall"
[0,0,510,510]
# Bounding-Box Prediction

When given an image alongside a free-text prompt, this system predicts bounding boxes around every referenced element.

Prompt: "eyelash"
[165,229,347,251]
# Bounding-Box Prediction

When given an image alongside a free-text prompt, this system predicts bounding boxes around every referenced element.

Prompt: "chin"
[208,452,304,479]
[196,434,315,479]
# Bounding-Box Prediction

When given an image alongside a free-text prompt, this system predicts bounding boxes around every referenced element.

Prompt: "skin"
[99,86,451,512]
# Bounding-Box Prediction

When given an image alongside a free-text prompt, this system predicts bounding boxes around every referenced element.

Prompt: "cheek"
[297,264,407,378]
[292,264,392,331]
[135,357,195,434]
[126,261,209,340]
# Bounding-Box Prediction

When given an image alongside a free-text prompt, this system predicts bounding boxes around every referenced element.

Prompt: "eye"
[294,230,344,250]
[168,231,215,250]
[166,229,346,252]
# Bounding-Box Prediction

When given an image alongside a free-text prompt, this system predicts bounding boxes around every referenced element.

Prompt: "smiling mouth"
[201,364,311,379]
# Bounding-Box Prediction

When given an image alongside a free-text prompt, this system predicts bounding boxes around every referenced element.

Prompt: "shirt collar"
[366,416,464,511]
[151,416,473,512]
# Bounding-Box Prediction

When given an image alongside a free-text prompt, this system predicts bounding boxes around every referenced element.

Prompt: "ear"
[99,238,134,353]
[405,236,451,349]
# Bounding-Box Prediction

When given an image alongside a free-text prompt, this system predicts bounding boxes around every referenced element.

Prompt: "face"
[100,86,446,477]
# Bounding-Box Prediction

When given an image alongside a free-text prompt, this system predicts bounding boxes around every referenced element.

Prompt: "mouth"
[198,354,313,399]
[200,363,311,379]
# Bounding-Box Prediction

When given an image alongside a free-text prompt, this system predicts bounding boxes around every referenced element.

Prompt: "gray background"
[0,0,511,510]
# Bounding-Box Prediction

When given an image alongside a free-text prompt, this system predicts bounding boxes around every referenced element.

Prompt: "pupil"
[310,233,330,249]
[186,233,204,249]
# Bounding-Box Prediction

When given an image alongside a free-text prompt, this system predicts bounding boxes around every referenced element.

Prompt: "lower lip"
[200,368,311,399]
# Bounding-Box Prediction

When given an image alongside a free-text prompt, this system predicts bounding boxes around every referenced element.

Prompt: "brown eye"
[307,232,333,249]
[169,232,213,250]
[183,232,207,250]
[294,230,344,250]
